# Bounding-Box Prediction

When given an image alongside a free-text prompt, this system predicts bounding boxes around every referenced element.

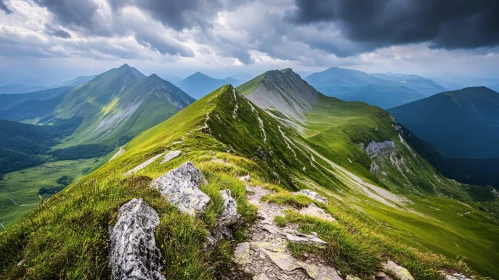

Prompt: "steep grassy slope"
[54,65,194,146]
[1,85,498,279]
[240,69,320,120]
[240,70,499,276]
[389,86,499,158]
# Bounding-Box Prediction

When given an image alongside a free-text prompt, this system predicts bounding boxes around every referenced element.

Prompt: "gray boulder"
[151,162,210,215]
[109,198,165,280]
[219,189,241,226]
[161,150,181,164]
[296,189,328,204]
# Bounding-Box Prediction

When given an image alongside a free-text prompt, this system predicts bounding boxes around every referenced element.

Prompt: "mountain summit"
[238,68,320,120]
[54,64,194,145]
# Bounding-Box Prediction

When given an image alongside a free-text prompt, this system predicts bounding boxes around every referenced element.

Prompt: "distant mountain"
[238,68,320,120]
[389,86,499,158]
[372,73,447,96]
[175,72,242,99]
[0,87,72,122]
[56,75,96,87]
[304,67,443,109]
[54,64,195,145]
[0,83,47,94]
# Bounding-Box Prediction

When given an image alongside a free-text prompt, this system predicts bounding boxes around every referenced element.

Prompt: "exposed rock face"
[364,141,397,158]
[160,150,181,164]
[444,273,472,280]
[109,198,165,280]
[151,162,210,215]
[219,189,241,226]
[125,152,165,175]
[296,189,328,204]
[233,185,341,280]
[299,204,336,222]
[382,261,414,280]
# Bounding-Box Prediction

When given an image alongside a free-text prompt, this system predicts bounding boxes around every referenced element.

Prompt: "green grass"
[236,74,264,96]
[0,158,105,231]
[1,85,498,279]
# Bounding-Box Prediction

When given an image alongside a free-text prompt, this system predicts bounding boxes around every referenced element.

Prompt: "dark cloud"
[110,0,216,31]
[34,0,101,32]
[0,0,11,13]
[287,0,499,50]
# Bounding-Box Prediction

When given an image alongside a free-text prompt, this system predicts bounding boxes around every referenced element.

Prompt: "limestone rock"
[283,228,328,246]
[233,242,251,265]
[219,189,241,226]
[253,274,270,280]
[151,162,210,215]
[297,261,342,280]
[295,189,328,204]
[299,203,336,222]
[382,261,414,280]
[364,141,397,158]
[445,273,472,280]
[161,150,181,164]
[109,198,165,280]
[125,152,165,175]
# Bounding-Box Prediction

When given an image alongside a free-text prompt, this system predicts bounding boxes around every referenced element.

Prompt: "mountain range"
[304,67,446,109]
[175,72,242,99]
[0,66,498,279]
[389,86,499,187]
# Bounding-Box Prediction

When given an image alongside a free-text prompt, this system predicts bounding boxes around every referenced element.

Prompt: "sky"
[0,0,498,84]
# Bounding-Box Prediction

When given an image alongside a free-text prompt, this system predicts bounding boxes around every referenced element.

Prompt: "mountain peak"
[119,63,131,69]
[237,67,321,120]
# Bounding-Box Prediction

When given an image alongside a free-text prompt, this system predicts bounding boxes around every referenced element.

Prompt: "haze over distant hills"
[389,86,499,187]
[304,67,446,109]
[175,72,242,99]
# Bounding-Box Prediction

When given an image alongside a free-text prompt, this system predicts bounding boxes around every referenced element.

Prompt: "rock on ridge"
[109,198,165,280]
[362,141,397,158]
[382,261,414,280]
[161,150,181,164]
[219,189,241,226]
[151,162,210,215]
[296,189,328,204]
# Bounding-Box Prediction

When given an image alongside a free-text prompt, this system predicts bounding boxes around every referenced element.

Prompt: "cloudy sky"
[0,0,498,84]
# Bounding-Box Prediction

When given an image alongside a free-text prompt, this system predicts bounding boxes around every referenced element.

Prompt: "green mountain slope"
[1,80,498,279]
[176,72,241,99]
[54,64,195,146]
[389,86,499,158]
[304,67,431,109]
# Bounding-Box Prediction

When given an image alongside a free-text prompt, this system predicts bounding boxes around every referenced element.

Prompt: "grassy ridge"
[0,85,498,278]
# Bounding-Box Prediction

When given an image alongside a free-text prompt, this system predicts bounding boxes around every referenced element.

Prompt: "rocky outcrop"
[125,152,165,175]
[299,204,336,222]
[296,189,328,204]
[161,150,181,164]
[219,189,241,227]
[233,185,341,280]
[444,273,472,280]
[151,162,210,215]
[382,261,414,280]
[363,141,397,158]
[109,198,165,280]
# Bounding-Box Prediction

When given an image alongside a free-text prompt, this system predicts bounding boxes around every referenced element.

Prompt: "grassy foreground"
[0,85,498,279]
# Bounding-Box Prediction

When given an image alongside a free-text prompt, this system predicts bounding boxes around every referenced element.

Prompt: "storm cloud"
[0,0,11,13]
[287,0,499,50]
